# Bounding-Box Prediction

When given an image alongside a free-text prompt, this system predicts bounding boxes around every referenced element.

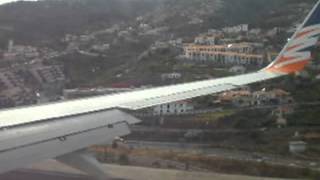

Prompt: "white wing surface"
[0,71,281,128]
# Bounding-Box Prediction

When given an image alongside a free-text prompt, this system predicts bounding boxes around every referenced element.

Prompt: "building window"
[108,124,114,128]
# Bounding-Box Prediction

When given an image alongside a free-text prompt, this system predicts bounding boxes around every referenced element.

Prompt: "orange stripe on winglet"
[286,44,302,52]
[266,59,310,74]
[274,56,296,65]
[295,29,316,39]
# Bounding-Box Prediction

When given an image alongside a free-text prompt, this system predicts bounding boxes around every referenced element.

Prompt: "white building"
[153,100,194,115]
[8,39,14,53]
[161,72,182,80]
[194,35,217,45]
[188,17,204,25]
[249,28,262,36]
[208,29,221,35]
[151,41,169,50]
[136,16,143,21]
[266,27,281,37]
[63,34,78,42]
[289,141,307,153]
[168,38,183,47]
[229,65,246,74]
[118,30,130,37]
[223,24,249,34]
[91,44,110,52]
[79,35,93,42]
[139,23,151,31]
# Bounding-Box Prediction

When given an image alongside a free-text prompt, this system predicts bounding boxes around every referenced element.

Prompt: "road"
[0,160,296,180]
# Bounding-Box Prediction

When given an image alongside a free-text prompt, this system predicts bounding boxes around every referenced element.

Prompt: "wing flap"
[0,109,139,152]
[0,109,139,173]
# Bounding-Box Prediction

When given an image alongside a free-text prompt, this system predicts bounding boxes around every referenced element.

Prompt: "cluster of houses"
[29,65,65,84]
[1,40,39,62]
[0,65,65,108]
[0,40,66,108]
[214,87,295,128]
[0,40,66,64]
[0,70,36,107]
[62,18,173,57]
[216,88,294,109]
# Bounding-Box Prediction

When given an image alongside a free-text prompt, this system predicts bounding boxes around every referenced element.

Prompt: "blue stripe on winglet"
[304,1,320,27]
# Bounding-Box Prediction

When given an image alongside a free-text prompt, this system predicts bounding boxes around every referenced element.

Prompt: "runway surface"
[0,169,92,180]
[0,160,295,180]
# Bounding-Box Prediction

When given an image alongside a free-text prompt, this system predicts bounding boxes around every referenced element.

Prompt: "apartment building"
[153,100,194,115]
[183,43,265,65]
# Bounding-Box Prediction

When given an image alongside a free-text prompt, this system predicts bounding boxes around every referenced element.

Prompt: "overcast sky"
[0,0,37,5]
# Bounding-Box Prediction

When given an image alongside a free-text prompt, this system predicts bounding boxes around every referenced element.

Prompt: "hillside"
[0,0,161,47]
[0,0,316,47]
[0,0,318,88]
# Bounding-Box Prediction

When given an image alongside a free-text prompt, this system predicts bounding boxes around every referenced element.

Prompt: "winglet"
[264,0,320,74]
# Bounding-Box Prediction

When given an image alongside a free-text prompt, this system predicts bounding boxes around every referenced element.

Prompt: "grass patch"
[196,110,235,122]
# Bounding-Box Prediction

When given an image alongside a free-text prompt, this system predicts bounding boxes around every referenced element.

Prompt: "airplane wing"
[0,0,320,179]
[0,70,281,128]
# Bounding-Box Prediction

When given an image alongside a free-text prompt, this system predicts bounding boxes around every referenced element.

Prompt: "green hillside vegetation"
[0,0,316,47]
[0,0,160,47]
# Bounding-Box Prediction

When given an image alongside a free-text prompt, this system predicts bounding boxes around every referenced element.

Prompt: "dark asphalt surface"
[0,170,93,180]
[0,169,128,180]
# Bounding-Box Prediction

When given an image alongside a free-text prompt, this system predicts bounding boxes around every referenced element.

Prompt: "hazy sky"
[0,0,37,5]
